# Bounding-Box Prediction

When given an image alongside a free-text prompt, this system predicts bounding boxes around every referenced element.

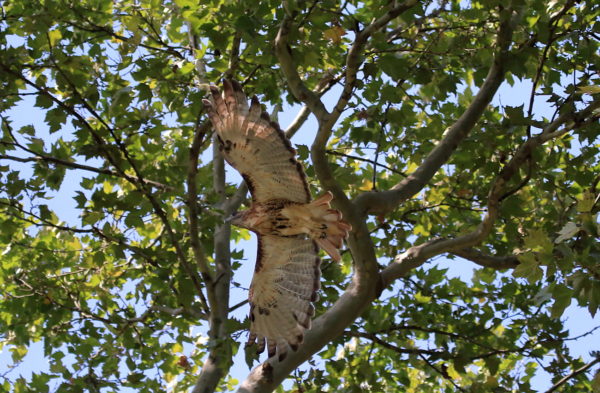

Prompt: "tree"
[1,0,599,391]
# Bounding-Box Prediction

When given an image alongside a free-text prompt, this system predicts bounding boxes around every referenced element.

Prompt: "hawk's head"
[227,209,262,231]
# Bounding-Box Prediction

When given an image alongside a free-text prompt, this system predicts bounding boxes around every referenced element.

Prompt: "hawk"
[203,80,351,360]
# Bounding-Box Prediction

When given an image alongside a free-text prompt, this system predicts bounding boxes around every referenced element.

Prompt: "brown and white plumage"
[203,80,351,360]
[204,80,310,204]
[248,235,320,360]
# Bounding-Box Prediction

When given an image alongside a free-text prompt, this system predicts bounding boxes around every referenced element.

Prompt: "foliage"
[1,0,599,392]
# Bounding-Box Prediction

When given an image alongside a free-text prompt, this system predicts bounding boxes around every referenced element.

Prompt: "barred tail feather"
[308,192,352,261]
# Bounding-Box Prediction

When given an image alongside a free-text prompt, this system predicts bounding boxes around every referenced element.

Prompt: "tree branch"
[0,200,95,235]
[311,0,419,208]
[381,98,600,287]
[326,149,408,177]
[63,9,186,59]
[451,248,519,269]
[191,124,234,393]
[326,0,419,130]
[186,118,214,283]
[274,3,329,121]
[0,116,170,191]
[0,59,209,311]
[419,354,467,393]
[354,7,517,216]
[345,330,446,357]
[238,4,425,392]
[543,356,600,393]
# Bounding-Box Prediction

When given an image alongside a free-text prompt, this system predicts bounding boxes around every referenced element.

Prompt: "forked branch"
[354,6,517,217]
[381,98,600,286]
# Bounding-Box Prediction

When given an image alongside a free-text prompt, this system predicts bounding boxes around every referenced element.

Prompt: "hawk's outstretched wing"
[203,80,310,204]
[202,81,332,360]
[248,235,320,361]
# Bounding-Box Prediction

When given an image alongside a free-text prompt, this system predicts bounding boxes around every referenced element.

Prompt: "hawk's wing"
[247,234,320,361]
[203,80,310,204]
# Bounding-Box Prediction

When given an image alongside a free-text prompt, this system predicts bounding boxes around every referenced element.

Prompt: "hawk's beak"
[225,210,248,229]
[225,211,242,225]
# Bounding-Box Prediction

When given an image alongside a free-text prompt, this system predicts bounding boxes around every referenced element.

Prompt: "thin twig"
[326,149,407,177]
[544,356,600,393]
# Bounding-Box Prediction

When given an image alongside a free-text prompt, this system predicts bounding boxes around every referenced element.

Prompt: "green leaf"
[47,30,62,46]
[514,253,543,283]
[484,356,501,376]
[504,105,527,124]
[577,191,595,213]
[578,85,600,95]
[555,222,580,243]
[10,345,28,363]
[244,344,260,369]
[550,284,572,318]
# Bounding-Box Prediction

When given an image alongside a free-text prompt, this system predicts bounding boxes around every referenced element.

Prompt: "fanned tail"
[308,192,352,261]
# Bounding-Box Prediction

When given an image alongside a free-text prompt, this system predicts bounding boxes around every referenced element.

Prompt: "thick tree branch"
[326,0,419,130]
[238,274,378,393]
[274,3,329,121]
[238,5,426,392]
[192,132,234,393]
[309,1,418,216]
[381,98,600,286]
[451,248,519,269]
[354,8,516,216]
[284,104,311,139]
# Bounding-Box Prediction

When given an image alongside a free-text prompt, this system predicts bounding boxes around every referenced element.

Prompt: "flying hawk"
[203,80,351,360]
